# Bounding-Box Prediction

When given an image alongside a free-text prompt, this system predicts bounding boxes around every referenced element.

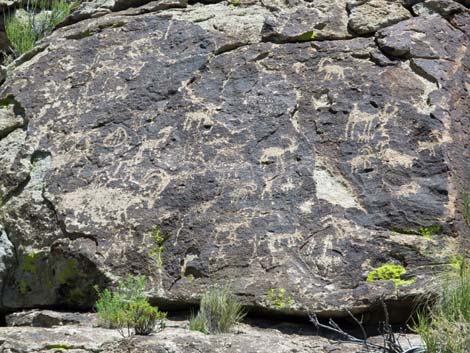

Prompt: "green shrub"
[95,275,166,337]
[264,288,294,309]
[5,0,76,56]
[366,263,415,286]
[189,286,245,334]
[414,258,470,353]
[130,300,167,336]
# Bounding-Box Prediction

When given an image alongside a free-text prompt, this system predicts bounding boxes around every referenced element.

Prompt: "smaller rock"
[348,0,412,35]
[5,310,98,328]
[0,102,22,139]
[413,0,467,18]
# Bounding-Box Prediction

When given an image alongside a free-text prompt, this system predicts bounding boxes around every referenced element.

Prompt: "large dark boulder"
[0,0,468,319]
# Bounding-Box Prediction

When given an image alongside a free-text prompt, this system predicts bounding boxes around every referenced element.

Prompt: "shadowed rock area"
[0,0,468,332]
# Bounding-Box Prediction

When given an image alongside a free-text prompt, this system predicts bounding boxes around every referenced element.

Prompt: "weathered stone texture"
[0,314,424,353]
[0,0,468,320]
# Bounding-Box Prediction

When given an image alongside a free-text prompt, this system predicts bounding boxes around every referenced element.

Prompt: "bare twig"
[309,299,425,353]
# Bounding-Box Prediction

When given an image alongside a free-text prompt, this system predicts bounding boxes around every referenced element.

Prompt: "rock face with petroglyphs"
[0,0,469,320]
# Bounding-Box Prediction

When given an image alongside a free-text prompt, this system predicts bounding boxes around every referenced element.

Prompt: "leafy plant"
[189,286,245,334]
[130,300,166,336]
[265,288,294,309]
[367,263,415,286]
[95,275,166,337]
[149,226,165,268]
[5,0,76,56]
[414,258,470,353]
[418,225,442,239]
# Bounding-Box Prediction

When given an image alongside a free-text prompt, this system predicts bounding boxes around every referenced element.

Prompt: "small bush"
[130,300,166,336]
[5,0,76,56]
[367,263,415,286]
[95,275,166,337]
[189,286,245,334]
[414,258,470,353]
[264,288,294,309]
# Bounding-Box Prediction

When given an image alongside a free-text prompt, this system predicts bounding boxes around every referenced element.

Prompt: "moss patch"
[418,225,442,239]
[392,225,442,239]
[367,263,415,286]
[57,258,79,284]
[19,278,29,294]
[65,287,87,305]
[297,31,317,42]
[45,343,72,350]
[23,252,40,273]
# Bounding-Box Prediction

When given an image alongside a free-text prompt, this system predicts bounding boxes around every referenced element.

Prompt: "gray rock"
[5,309,98,327]
[413,0,468,18]
[0,101,22,139]
[0,226,14,301]
[0,317,424,353]
[348,0,412,35]
[0,0,467,321]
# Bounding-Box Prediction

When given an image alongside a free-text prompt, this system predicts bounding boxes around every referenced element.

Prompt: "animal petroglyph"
[103,126,129,148]
[318,58,346,81]
[345,103,397,144]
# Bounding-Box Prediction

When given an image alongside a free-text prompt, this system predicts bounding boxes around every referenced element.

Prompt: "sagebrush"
[95,275,166,337]
[189,286,245,334]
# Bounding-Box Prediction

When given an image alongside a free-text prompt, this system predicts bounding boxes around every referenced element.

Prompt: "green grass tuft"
[414,259,470,353]
[189,286,245,334]
[5,0,76,56]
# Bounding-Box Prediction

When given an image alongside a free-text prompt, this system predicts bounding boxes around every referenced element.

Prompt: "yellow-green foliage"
[392,225,442,239]
[149,226,165,268]
[367,263,415,286]
[418,225,442,239]
[45,343,72,350]
[414,258,470,353]
[297,31,317,42]
[265,288,294,309]
[5,0,76,56]
[23,252,40,273]
[189,286,245,334]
